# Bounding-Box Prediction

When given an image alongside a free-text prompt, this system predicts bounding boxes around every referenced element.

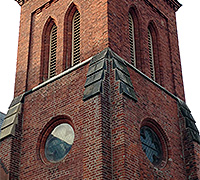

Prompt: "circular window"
[140,126,163,166]
[44,123,75,163]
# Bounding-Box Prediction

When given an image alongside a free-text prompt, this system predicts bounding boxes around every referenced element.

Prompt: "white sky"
[0,0,199,128]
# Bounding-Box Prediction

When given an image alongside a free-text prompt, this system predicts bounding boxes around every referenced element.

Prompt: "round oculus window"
[140,126,163,166]
[44,123,75,163]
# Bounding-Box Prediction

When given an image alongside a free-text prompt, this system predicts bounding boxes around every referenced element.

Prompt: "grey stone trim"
[119,82,137,101]
[0,112,5,134]
[3,48,197,145]
[112,53,137,102]
[113,59,130,77]
[85,61,106,87]
[9,94,24,108]
[124,54,199,143]
[5,104,22,119]
[0,96,23,141]
[0,125,16,140]
[83,48,137,101]
[1,114,18,130]
[25,57,92,96]
[178,99,200,144]
[89,48,110,65]
[115,69,134,88]
[108,48,199,144]
[124,60,178,100]
[83,81,103,101]
[83,50,107,101]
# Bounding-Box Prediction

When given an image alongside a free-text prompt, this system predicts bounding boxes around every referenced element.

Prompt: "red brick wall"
[19,66,87,179]
[0,114,23,179]
[6,0,199,179]
[0,138,12,175]
[107,0,184,100]
[122,65,187,179]
[2,50,194,179]
[194,144,200,179]
[15,0,184,100]
[19,54,188,179]
[19,63,113,179]
[15,0,109,96]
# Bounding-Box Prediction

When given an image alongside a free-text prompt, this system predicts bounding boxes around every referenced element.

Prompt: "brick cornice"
[144,0,182,12]
[163,0,182,11]
[15,0,182,10]
[15,0,24,6]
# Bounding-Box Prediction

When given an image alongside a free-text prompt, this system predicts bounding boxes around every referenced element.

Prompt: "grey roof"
[0,112,6,133]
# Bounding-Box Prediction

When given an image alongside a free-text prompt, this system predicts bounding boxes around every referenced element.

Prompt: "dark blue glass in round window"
[45,123,75,163]
[140,126,162,165]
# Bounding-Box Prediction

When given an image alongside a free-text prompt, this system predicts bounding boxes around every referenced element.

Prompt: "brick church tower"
[1,0,200,179]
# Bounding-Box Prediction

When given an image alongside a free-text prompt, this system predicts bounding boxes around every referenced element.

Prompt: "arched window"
[147,22,160,83]
[128,7,141,69]
[71,10,80,66]
[64,5,80,69]
[48,24,57,78]
[148,29,155,81]
[129,13,136,67]
[41,18,57,82]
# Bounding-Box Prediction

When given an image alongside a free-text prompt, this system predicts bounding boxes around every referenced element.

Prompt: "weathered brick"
[1,0,200,179]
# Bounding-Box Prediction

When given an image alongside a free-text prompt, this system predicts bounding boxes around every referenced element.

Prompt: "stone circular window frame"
[140,119,169,168]
[37,115,75,164]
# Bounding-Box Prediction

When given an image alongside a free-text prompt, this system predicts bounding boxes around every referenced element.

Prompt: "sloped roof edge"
[165,0,182,11]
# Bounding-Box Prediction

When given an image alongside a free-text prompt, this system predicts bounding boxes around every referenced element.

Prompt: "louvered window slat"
[72,10,80,66]
[129,13,136,67]
[148,29,155,81]
[49,24,57,78]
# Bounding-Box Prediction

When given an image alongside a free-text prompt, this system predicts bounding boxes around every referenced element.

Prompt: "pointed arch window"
[41,19,57,82]
[48,24,57,78]
[64,6,80,69]
[148,29,155,81]
[71,10,80,66]
[129,13,136,67]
